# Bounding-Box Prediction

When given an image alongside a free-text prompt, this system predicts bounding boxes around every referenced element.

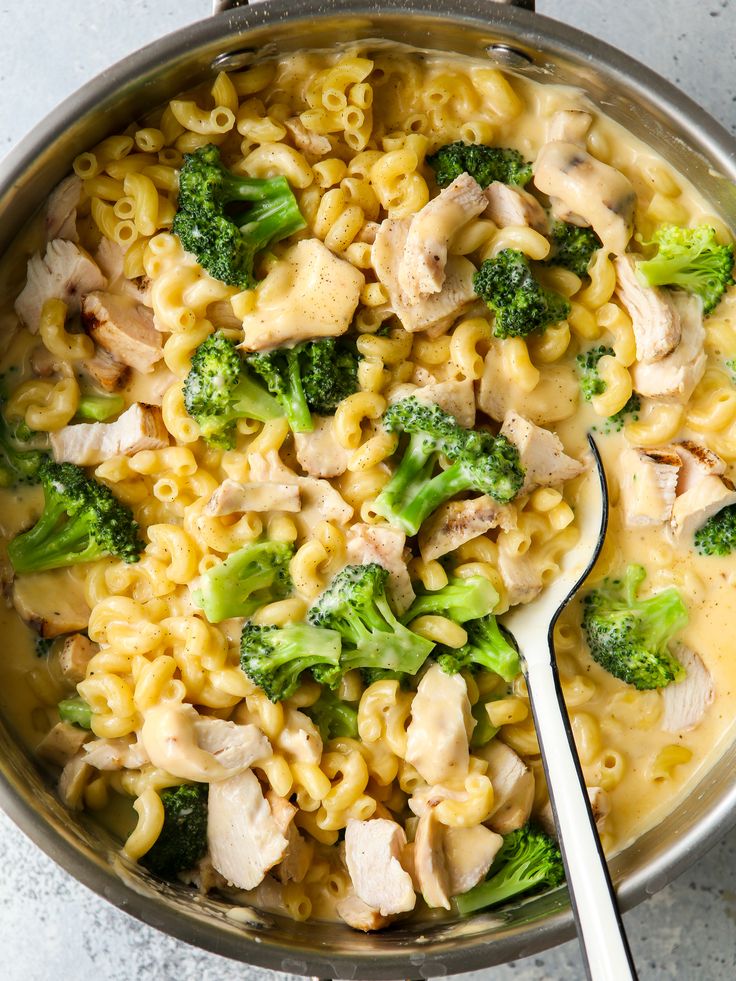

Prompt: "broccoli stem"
[10,501,96,573]
[75,393,125,422]
[58,696,92,729]
[231,373,284,423]
[239,189,306,249]
[395,462,477,537]
[283,349,313,433]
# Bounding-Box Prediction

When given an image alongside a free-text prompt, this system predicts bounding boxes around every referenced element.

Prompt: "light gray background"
[1,1,735,979]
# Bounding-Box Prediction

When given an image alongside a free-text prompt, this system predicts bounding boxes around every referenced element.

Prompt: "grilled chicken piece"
[483,181,548,234]
[408,377,476,428]
[661,644,715,733]
[45,175,82,243]
[284,117,332,158]
[547,109,593,145]
[239,239,364,351]
[58,633,97,685]
[411,814,502,908]
[614,255,681,362]
[336,892,391,932]
[194,716,272,773]
[177,855,227,894]
[37,722,90,767]
[373,217,477,334]
[273,707,323,765]
[83,737,150,771]
[81,347,130,393]
[208,768,289,890]
[82,291,163,373]
[538,785,610,838]
[140,703,270,782]
[418,495,516,563]
[344,818,416,916]
[630,292,706,403]
[15,240,107,332]
[248,450,353,530]
[58,752,92,809]
[13,569,91,638]
[480,740,535,834]
[294,416,352,478]
[204,479,301,516]
[405,663,473,786]
[398,174,487,303]
[265,789,314,884]
[479,348,579,424]
[413,809,451,910]
[346,522,414,615]
[533,142,635,254]
[670,474,736,541]
[443,825,503,895]
[275,824,313,884]
[674,440,726,495]
[587,786,611,829]
[50,402,169,466]
[619,446,681,528]
[497,550,544,607]
[33,323,130,394]
[500,410,584,494]
[95,238,152,307]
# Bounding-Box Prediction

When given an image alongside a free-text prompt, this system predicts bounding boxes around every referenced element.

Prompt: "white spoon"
[503,435,638,981]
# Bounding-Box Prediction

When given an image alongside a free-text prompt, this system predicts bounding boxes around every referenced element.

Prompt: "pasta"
[0,39,733,936]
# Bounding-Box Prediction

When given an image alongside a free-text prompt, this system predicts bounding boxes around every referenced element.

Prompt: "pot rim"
[1,2,735,977]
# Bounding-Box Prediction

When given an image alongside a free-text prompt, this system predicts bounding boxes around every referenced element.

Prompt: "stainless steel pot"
[1,2,735,977]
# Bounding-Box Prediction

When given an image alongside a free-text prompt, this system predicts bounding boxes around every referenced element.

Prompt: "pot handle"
[213,0,535,11]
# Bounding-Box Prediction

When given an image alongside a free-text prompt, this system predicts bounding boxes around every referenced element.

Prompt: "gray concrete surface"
[0,1,735,978]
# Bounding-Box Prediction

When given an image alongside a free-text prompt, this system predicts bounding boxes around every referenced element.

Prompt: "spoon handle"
[526,657,638,981]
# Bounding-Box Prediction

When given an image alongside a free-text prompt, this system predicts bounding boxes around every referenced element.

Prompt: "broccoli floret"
[726,358,736,384]
[545,220,601,278]
[308,564,434,679]
[0,408,45,487]
[373,397,524,535]
[193,541,293,623]
[426,142,532,188]
[576,345,641,432]
[172,144,306,289]
[35,635,55,658]
[7,459,142,574]
[636,224,734,314]
[603,392,640,433]
[297,338,360,416]
[470,695,500,749]
[576,345,611,401]
[246,339,360,434]
[305,687,359,741]
[473,249,571,338]
[404,576,498,624]
[142,784,208,880]
[240,622,342,702]
[58,696,92,729]
[436,615,521,683]
[74,393,125,422]
[360,667,408,688]
[694,503,736,556]
[183,331,282,448]
[582,565,688,689]
[455,824,564,914]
